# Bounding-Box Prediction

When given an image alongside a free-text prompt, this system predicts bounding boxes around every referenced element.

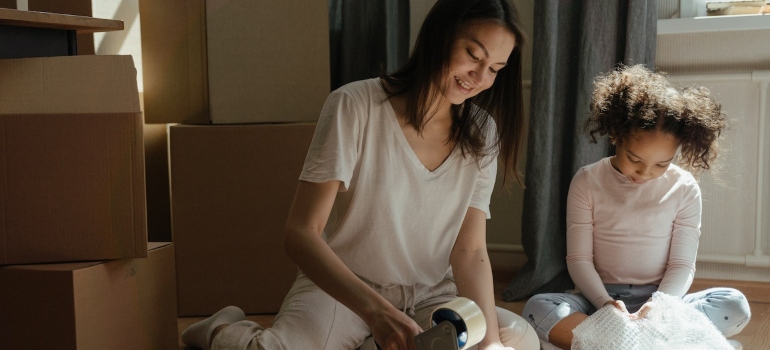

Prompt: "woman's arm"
[450,207,506,350]
[284,180,422,350]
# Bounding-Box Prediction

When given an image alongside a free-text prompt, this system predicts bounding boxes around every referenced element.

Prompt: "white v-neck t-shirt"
[299,78,498,287]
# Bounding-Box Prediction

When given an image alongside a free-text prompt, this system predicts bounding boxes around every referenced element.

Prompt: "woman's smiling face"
[442,20,516,106]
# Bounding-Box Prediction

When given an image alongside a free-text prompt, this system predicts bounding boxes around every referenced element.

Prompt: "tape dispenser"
[414,297,487,350]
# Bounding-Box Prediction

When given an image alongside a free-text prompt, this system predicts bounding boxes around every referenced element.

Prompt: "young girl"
[181,0,539,349]
[522,64,751,350]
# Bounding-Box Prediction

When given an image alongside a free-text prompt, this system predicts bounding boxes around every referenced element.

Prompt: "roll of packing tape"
[430,297,487,349]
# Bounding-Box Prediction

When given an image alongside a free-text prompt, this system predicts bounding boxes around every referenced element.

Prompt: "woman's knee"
[688,288,751,337]
[496,308,539,350]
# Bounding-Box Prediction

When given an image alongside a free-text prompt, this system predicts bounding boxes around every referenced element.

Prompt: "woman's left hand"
[629,301,656,320]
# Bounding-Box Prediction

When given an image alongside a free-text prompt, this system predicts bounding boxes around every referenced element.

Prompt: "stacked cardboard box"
[136,0,328,316]
[0,243,177,350]
[0,55,146,264]
[0,54,177,349]
[169,123,315,316]
[139,0,330,124]
[17,0,328,319]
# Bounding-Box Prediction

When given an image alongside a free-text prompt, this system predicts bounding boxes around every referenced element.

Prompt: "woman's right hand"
[368,305,423,350]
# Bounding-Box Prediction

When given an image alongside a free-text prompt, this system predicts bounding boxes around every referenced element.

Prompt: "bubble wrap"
[571,292,734,350]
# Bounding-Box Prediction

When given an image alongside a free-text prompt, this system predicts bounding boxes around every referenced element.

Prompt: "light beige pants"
[211,273,538,350]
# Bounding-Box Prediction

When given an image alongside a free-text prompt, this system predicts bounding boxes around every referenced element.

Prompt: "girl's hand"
[630,301,656,320]
[368,306,422,350]
[604,299,629,314]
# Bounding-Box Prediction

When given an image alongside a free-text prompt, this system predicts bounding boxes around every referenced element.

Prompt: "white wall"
[657,19,770,282]
[92,0,143,91]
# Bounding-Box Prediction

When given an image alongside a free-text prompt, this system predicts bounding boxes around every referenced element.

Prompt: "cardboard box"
[0,242,177,350]
[139,0,330,124]
[0,55,147,265]
[0,0,17,9]
[170,123,315,315]
[138,0,208,124]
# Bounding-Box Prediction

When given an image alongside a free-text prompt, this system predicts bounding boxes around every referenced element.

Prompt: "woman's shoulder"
[322,78,385,114]
[333,78,384,98]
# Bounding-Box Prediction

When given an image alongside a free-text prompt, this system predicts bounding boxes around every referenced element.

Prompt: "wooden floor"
[178,273,770,350]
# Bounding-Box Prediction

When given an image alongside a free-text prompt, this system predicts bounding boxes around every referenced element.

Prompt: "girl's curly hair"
[586,64,727,175]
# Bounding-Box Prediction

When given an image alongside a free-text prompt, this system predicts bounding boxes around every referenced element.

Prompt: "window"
[658,0,770,34]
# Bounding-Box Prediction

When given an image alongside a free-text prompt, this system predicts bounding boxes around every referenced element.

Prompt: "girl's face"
[443,21,516,105]
[610,130,680,184]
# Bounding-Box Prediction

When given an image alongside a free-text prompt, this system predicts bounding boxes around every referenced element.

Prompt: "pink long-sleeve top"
[566,157,701,309]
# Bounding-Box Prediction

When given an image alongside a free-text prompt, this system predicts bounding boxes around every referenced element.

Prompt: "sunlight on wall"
[93,0,143,92]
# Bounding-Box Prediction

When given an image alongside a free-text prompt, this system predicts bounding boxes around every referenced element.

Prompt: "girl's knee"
[690,288,751,337]
[522,293,589,341]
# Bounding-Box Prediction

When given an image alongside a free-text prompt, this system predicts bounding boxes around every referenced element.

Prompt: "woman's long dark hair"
[381,0,526,186]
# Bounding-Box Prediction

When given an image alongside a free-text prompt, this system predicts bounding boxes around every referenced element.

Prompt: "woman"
[182,1,537,349]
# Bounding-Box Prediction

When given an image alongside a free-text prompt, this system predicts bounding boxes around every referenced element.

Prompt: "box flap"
[4,261,103,272]
[0,55,140,114]
[2,244,171,272]
[148,242,171,252]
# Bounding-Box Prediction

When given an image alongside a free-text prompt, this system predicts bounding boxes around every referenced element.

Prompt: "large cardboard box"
[0,242,177,350]
[140,0,330,124]
[170,123,315,316]
[0,55,147,265]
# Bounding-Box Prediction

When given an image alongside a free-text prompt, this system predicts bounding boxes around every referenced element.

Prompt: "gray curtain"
[329,0,410,90]
[503,0,657,301]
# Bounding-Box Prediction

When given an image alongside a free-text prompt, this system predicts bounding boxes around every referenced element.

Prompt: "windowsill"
[658,14,770,34]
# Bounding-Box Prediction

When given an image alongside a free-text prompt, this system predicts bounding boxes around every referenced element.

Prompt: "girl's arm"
[565,169,615,309]
[284,180,422,350]
[658,181,701,297]
[631,188,701,321]
[450,207,507,350]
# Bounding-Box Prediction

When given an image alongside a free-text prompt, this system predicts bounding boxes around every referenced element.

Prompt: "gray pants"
[522,285,751,342]
[211,273,539,350]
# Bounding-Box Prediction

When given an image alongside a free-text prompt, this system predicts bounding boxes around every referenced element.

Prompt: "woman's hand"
[629,301,656,320]
[368,306,422,350]
[285,180,420,349]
